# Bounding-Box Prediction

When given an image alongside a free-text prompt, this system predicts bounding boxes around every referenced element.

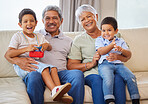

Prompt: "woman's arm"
[67,52,100,72]
[106,53,131,62]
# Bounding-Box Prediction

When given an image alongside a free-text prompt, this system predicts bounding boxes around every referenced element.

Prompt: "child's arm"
[97,38,115,55]
[114,45,132,58]
[39,43,52,52]
[6,44,38,58]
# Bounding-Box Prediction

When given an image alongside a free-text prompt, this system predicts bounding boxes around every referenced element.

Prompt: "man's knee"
[70,70,84,84]
[27,71,43,84]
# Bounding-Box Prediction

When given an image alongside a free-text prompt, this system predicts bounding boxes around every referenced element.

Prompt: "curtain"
[59,0,101,32]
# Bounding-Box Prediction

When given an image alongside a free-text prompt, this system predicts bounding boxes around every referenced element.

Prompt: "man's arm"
[5,49,38,72]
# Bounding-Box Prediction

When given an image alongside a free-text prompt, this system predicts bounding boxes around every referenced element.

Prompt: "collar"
[41,29,64,39]
[101,36,120,45]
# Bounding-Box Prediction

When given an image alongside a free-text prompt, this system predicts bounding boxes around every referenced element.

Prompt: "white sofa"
[0,28,148,104]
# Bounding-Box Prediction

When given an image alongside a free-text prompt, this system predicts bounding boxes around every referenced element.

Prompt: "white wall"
[0,0,59,31]
[100,0,116,21]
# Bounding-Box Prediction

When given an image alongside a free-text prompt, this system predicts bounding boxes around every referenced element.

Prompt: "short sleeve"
[68,36,82,60]
[121,39,129,50]
[95,36,104,51]
[9,33,20,49]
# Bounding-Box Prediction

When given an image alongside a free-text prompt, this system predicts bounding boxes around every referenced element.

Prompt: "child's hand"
[111,38,116,46]
[114,45,123,52]
[27,44,38,52]
[39,43,48,52]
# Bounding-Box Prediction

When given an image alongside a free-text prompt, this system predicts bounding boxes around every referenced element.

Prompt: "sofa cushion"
[0,77,31,104]
[0,30,18,77]
[119,28,148,72]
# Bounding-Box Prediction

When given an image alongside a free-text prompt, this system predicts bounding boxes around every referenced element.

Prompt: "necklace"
[21,32,39,45]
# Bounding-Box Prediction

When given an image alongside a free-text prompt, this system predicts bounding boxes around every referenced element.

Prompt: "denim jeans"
[58,70,85,104]
[23,70,85,104]
[98,60,140,100]
[85,74,126,104]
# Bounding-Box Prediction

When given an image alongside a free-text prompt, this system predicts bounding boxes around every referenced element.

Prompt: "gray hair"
[42,5,63,21]
[75,4,98,24]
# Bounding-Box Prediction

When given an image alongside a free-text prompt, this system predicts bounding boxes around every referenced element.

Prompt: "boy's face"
[18,14,37,35]
[101,24,118,41]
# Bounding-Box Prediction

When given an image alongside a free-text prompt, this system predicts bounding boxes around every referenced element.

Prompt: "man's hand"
[16,57,38,72]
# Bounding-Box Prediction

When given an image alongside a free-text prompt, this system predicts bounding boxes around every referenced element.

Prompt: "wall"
[100,0,116,21]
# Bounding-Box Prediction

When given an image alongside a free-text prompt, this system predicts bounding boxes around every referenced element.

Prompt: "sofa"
[0,28,148,104]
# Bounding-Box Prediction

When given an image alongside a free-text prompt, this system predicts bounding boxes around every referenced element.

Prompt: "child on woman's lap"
[95,17,140,104]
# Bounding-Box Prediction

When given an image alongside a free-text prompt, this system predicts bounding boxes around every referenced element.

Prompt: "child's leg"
[98,61,115,103]
[50,67,61,86]
[42,67,72,103]
[116,64,140,103]
[50,67,73,103]
[42,68,56,91]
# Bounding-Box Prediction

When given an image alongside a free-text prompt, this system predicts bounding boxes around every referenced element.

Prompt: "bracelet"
[85,63,88,71]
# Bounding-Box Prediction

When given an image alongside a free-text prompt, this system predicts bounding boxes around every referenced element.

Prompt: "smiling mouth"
[104,35,110,38]
[27,27,33,30]
[86,22,93,27]
[47,23,56,28]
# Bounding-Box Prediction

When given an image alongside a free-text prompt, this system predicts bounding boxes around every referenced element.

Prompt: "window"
[117,0,148,29]
[0,0,59,31]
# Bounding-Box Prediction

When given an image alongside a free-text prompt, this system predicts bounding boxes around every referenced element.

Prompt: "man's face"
[42,10,63,35]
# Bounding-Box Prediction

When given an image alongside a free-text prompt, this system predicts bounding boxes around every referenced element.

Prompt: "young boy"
[95,17,140,104]
[5,8,73,103]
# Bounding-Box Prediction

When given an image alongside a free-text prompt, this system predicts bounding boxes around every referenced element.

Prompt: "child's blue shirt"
[95,36,129,64]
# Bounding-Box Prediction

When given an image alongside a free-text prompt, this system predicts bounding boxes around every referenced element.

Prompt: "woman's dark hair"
[18,8,37,23]
[100,17,118,30]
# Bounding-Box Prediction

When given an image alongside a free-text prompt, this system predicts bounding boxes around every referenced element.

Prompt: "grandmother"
[68,4,130,104]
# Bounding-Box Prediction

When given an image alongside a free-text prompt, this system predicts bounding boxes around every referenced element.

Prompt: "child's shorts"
[13,60,55,79]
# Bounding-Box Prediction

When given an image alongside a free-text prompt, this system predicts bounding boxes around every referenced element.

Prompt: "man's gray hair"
[42,5,63,21]
[75,4,98,24]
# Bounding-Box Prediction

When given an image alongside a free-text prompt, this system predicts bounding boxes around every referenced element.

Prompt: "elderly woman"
[68,4,130,104]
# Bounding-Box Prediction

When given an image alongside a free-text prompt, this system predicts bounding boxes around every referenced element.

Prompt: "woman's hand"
[106,53,118,62]
[106,52,131,62]
[91,52,100,67]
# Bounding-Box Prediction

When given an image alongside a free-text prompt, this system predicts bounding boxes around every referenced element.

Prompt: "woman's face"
[79,11,97,33]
